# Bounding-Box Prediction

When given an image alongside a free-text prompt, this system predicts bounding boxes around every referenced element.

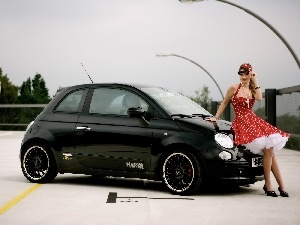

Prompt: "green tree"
[189,85,212,112]
[0,70,51,130]
[32,74,51,103]
[0,68,19,104]
[277,113,300,150]
[0,68,20,130]
[277,114,300,134]
[19,73,51,104]
[17,73,51,126]
[19,77,33,103]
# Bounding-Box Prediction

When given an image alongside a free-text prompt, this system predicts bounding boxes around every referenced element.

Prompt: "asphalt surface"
[1,131,300,225]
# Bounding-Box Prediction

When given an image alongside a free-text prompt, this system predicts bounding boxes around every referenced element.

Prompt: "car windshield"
[141,87,212,116]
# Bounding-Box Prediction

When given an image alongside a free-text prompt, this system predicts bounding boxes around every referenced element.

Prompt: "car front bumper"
[206,159,264,185]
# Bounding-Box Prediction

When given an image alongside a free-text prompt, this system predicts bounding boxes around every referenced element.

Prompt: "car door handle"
[76,126,91,131]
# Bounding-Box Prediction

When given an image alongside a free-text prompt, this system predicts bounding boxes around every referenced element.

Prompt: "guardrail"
[0,104,47,108]
[0,104,47,128]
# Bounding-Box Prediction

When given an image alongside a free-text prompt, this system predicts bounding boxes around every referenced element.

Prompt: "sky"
[0,0,299,101]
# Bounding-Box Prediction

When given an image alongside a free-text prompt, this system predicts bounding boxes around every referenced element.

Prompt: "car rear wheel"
[21,143,58,183]
[162,151,203,195]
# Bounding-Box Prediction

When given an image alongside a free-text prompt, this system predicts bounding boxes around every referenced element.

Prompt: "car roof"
[61,82,159,91]
[54,82,162,97]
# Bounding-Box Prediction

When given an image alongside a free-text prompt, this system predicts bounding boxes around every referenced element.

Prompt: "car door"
[74,87,153,173]
[42,88,87,154]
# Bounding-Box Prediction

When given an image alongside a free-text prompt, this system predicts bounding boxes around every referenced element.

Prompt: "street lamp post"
[179,0,300,69]
[156,53,225,100]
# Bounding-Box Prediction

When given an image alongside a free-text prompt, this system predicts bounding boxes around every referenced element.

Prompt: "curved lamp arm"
[156,53,225,100]
[179,0,300,69]
[217,0,299,69]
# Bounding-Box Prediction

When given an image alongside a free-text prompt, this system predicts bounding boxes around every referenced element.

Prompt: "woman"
[206,63,290,197]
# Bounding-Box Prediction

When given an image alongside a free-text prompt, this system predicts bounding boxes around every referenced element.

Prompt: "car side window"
[89,88,149,116]
[54,90,84,112]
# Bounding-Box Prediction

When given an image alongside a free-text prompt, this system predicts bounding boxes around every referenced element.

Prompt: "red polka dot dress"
[231,83,290,155]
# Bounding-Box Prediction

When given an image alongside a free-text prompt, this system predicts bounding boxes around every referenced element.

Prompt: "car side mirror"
[127,107,144,117]
[127,107,149,127]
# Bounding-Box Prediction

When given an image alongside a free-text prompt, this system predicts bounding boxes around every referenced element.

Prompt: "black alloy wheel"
[21,143,58,183]
[162,151,203,195]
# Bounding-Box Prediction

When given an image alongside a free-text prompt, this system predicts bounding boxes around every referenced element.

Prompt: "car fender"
[21,125,64,169]
[152,132,217,177]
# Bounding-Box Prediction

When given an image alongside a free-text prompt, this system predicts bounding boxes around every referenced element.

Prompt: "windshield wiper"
[171,114,212,119]
[171,114,193,118]
[192,114,212,119]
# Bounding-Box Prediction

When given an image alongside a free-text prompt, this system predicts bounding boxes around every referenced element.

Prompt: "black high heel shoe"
[278,187,289,197]
[263,185,278,197]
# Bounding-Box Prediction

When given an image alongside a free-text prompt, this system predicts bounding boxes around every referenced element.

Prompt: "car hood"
[174,117,233,135]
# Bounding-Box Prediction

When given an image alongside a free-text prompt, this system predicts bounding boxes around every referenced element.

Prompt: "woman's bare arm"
[206,84,236,121]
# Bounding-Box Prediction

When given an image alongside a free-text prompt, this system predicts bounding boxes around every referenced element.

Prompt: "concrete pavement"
[1,131,300,225]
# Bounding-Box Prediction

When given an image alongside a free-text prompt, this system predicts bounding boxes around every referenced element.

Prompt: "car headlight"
[215,133,234,149]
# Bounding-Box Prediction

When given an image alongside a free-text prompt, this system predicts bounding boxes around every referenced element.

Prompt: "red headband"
[239,63,252,72]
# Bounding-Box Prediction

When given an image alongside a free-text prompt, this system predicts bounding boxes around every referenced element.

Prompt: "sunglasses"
[238,70,249,75]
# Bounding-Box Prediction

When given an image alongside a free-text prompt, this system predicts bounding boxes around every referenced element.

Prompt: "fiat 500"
[20,83,263,195]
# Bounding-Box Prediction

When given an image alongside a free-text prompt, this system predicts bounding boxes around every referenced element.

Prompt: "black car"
[20,83,263,195]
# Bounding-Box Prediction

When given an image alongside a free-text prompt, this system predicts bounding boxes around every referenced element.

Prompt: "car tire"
[21,143,58,183]
[162,150,203,195]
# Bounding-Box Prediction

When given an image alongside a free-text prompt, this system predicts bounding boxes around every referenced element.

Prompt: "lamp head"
[179,0,204,3]
[156,53,173,57]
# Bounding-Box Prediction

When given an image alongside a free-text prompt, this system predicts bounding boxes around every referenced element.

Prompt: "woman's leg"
[271,154,286,191]
[262,148,274,191]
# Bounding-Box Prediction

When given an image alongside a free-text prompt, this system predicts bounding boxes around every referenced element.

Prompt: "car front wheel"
[162,151,203,195]
[21,143,58,183]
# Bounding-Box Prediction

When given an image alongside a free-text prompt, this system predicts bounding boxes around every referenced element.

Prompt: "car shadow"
[2,174,260,196]
[52,175,165,192]
[200,182,258,196]
[50,175,259,196]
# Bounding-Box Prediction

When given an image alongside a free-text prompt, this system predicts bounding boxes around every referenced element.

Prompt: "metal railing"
[211,85,300,122]
[0,104,47,129]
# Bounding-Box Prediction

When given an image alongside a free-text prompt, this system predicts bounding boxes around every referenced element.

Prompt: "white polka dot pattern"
[231,84,290,154]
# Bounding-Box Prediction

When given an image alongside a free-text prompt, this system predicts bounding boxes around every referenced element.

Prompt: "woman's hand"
[205,117,217,122]
[251,71,257,79]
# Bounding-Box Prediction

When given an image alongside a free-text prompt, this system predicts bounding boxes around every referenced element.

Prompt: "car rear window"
[54,89,84,112]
